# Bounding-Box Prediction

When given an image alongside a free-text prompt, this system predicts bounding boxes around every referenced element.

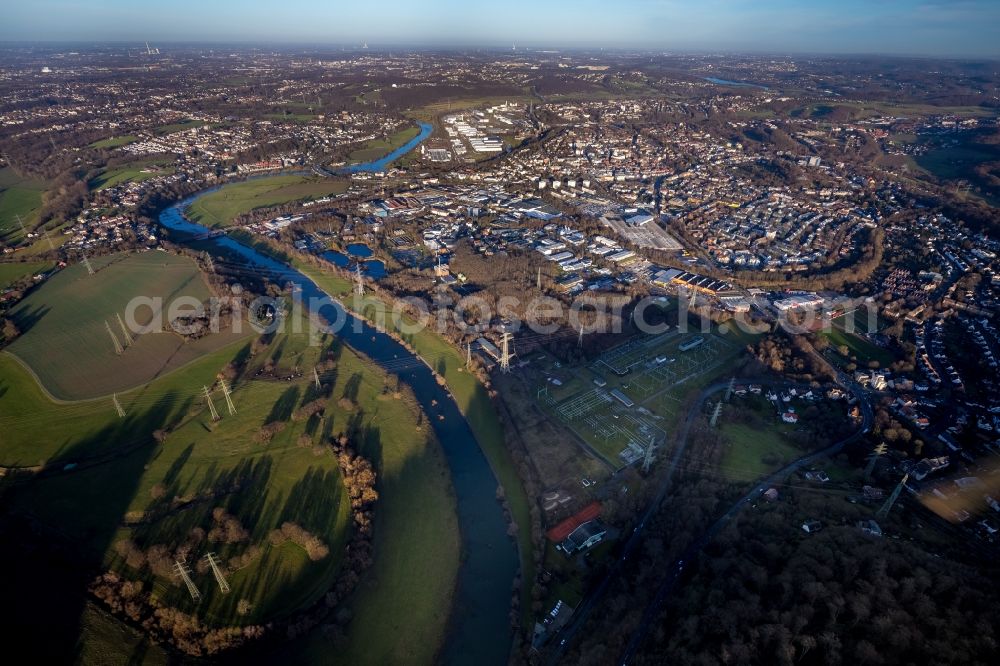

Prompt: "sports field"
[824,325,894,367]
[89,135,138,149]
[0,167,47,242]
[186,175,348,228]
[7,251,249,400]
[89,158,175,190]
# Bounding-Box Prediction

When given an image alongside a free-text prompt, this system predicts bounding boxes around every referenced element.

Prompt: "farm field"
[0,167,47,242]
[347,125,420,162]
[1,307,460,663]
[186,175,348,228]
[0,260,52,289]
[7,251,250,400]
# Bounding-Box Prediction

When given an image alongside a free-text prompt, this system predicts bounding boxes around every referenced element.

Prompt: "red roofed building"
[546,501,601,542]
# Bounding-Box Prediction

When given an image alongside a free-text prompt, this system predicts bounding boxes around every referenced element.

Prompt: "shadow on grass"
[9,303,50,338]
[0,392,179,663]
[266,385,300,424]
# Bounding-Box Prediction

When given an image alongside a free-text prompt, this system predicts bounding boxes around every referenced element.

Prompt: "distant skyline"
[2,0,999,58]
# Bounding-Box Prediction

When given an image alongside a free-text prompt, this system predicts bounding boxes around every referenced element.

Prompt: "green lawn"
[347,126,420,163]
[186,175,348,228]
[719,421,803,482]
[0,260,52,289]
[90,159,175,190]
[0,167,47,241]
[7,251,250,400]
[90,135,138,150]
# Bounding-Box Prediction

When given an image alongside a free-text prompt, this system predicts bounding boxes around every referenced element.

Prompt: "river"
[158,123,517,665]
[704,76,769,91]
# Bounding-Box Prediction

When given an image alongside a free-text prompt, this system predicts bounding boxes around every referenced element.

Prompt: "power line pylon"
[173,560,202,602]
[709,401,723,427]
[82,254,94,275]
[354,262,365,297]
[466,341,472,368]
[116,313,133,347]
[864,442,888,482]
[113,393,126,418]
[578,325,584,348]
[642,439,656,474]
[876,473,909,521]
[220,381,236,416]
[537,266,542,291]
[499,332,513,373]
[105,320,123,355]
[203,385,220,421]
[204,552,231,594]
[724,376,736,402]
[313,366,322,390]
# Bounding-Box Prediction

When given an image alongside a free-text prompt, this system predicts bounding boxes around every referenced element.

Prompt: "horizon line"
[0,40,998,62]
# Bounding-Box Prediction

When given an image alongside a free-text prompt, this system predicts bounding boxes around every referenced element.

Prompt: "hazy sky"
[2,0,999,57]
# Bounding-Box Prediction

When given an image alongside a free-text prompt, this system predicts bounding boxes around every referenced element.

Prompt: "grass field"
[76,604,169,666]
[186,175,348,228]
[347,126,420,163]
[7,251,250,400]
[264,113,317,123]
[89,135,138,150]
[295,259,536,623]
[0,260,52,289]
[153,119,208,135]
[823,325,894,367]
[2,307,460,662]
[90,158,175,191]
[409,95,533,122]
[719,421,802,482]
[0,167,47,242]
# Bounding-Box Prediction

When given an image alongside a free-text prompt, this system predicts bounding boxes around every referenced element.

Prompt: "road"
[544,376,872,665]
[617,378,873,665]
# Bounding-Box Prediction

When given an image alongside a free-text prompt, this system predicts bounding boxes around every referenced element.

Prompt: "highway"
[544,375,873,665]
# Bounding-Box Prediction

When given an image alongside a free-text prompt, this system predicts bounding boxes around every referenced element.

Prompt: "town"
[1,25,1000,666]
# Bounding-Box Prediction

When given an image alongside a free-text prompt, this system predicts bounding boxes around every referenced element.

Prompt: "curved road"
[546,377,873,665]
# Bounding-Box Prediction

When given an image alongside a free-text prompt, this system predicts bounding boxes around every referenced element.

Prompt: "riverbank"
[158,178,519,664]
[295,259,537,620]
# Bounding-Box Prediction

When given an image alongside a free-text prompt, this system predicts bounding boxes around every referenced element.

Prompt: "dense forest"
[637,489,1000,665]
